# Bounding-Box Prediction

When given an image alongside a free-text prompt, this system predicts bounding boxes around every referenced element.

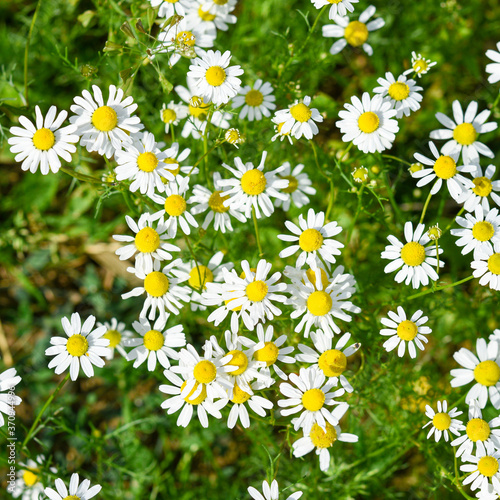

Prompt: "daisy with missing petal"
[273,96,323,140]
[232,79,276,121]
[160,102,188,134]
[275,162,316,211]
[69,84,143,158]
[44,473,101,500]
[227,380,273,429]
[457,164,500,213]
[271,115,294,144]
[336,92,399,154]
[312,0,358,19]
[8,106,78,175]
[12,455,56,500]
[471,245,500,291]
[0,368,21,427]
[322,5,385,57]
[97,318,134,360]
[486,42,500,84]
[381,221,444,289]
[403,52,437,78]
[430,101,498,164]
[278,209,344,267]
[373,72,423,118]
[422,400,464,442]
[187,50,243,106]
[460,442,500,495]
[45,313,110,381]
[248,479,303,500]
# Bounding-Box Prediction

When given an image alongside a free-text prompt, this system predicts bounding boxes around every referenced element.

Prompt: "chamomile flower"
[184,0,237,33]
[451,338,500,409]
[278,209,344,267]
[8,105,78,175]
[460,442,500,495]
[160,102,189,134]
[471,245,500,291]
[457,164,500,213]
[296,330,360,392]
[486,42,500,84]
[248,479,303,500]
[232,79,276,121]
[475,484,500,500]
[187,50,243,106]
[160,142,194,181]
[200,0,238,15]
[373,72,423,118]
[227,380,273,429]
[12,456,56,500]
[97,318,134,360]
[275,162,316,211]
[225,128,245,147]
[149,0,195,19]
[381,221,444,289]
[422,400,464,442]
[271,114,294,144]
[218,150,289,219]
[45,313,110,381]
[322,5,385,57]
[273,96,323,140]
[336,92,399,154]
[379,307,431,359]
[430,100,498,164]
[44,473,101,500]
[403,52,437,78]
[0,368,22,427]
[311,0,358,19]
[69,84,143,158]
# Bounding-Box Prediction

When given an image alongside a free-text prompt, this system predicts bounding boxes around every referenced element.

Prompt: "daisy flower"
[422,400,464,442]
[218,150,289,219]
[429,100,498,164]
[322,5,385,57]
[113,213,180,274]
[271,114,294,144]
[248,479,303,500]
[97,318,134,360]
[184,0,237,33]
[457,164,500,213]
[292,421,358,472]
[471,245,500,291]
[379,307,431,359]
[311,0,358,19]
[403,51,437,78]
[296,330,360,392]
[122,258,190,320]
[273,96,323,140]
[275,162,316,211]
[8,105,78,175]
[69,84,143,158]
[227,380,273,429]
[224,127,245,148]
[149,0,195,19]
[460,442,500,495]
[412,141,475,201]
[336,92,399,154]
[373,72,423,118]
[232,79,276,121]
[381,221,444,289]
[486,42,500,84]
[451,337,500,409]
[160,102,189,134]
[0,368,22,427]
[12,455,57,500]
[451,206,500,259]
[278,209,344,267]
[187,50,243,106]
[160,142,194,181]
[200,0,238,15]
[475,484,500,500]
[45,313,110,381]
[44,473,101,500]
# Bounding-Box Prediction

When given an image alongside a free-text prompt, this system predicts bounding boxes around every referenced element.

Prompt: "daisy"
[336,92,399,154]
[322,5,385,57]
[69,84,143,158]
[271,114,294,144]
[218,150,289,219]
[475,484,500,500]
[160,142,194,181]
[451,206,500,259]
[422,400,464,442]
[278,209,344,267]
[457,164,500,213]
[45,313,110,381]
[486,42,500,84]
[412,141,475,201]
[0,368,22,427]
[8,105,78,175]
[187,50,243,106]
[200,0,238,15]
[460,442,500,495]
[122,258,190,320]
[232,79,276,121]
[451,337,500,409]
[160,102,189,134]
[224,128,245,147]
[97,318,134,360]
[471,245,500,291]
[113,213,180,274]
[283,262,330,291]
[275,162,316,211]
[184,0,237,33]
[292,421,358,472]
[149,0,195,19]
[381,221,444,289]
[12,455,57,500]
[403,52,437,78]
[273,96,323,140]
[296,330,360,392]
[311,0,358,19]
[248,479,303,500]
[227,380,273,429]
[44,473,101,500]
[429,100,498,164]
[373,72,423,118]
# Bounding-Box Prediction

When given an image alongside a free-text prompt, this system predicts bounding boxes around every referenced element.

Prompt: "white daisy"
[403,51,437,78]
[271,114,294,144]
[149,0,195,19]
[475,484,500,500]
[224,127,245,148]
[457,164,500,213]
[273,96,323,140]
[69,84,143,158]
[8,105,78,175]
[381,221,444,289]
[200,0,238,15]
[430,100,498,164]
[97,318,134,360]
[248,479,303,500]
[311,0,358,19]
[232,79,276,121]
[336,92,399,154]
[460,442,500,495]
[12,455,56,500]
[274,162,316,211]
[160,102,189,134]
[486,42,500,84]
[422,400,464,442]
[373,72,423,118]
[227,380,273,429]
[471,245,500,291]
[184,0,237,33]
[0,368,22,427]
[45,313,110,381]
[44,473,101,500]
[160,142,194,182]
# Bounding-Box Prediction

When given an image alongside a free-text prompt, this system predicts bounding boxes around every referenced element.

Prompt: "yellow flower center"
[328,0,342,3]
[472,177,493,197]
[188,97,210,119]
[231,383,252,404]
[32,128,55,150]
[290,103,312,123]
[92,105,118,132]
[466,418,491,442]
[136,152,158,172]
[241,169,267,195]
[104,329,122,348]
[299,228,324,252]
[188,265,214,290]
[205,66,226,86]
[358,111,380,134]
[135,227,160,253]
[66,334,89,357]
[318,349,347,377]
[478,456,499,478]
[400,241,426,267]
[181,381,207,405]
[453,123,478,146]
[176,30,196,47]
[282,175,299,193]
[344,20,369,47]
[396,320,418,341]
[433,155,457,179]
[245,89,264,107]
[432,412,451,431]
[245,280,268,302]
[208,190,231,213]
[305,268,330,290]
[388,82,410,101]
[144,271,169,297]
[164,194,187,216]
[472,221,495,242]
[213,0,228,3]
[227,349,249,375]
[63,497,81,500]
[162,108,177,123]
[276,122,290,135]
[309,422,337,448]
[143,329,164,351]
[474,360,500,386]
[198,6,216,21]
[413,59,428,74]
[254,342,279,366]
[22,470,38,487]
[352,167,368,183]
[165,0,179,2]
[488,253,500,275]
[307,290,333,316]
[224,297,242,312]
[193,359,217,384]
[302,388,325,412]
[410,163,424,174]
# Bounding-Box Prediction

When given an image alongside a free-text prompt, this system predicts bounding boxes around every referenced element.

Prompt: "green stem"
[24,0,43,107]
[252,206,264,257]
[60,166,109,185]
[382,170,403,222]
[419,188,434,224]
[188,142,220,177]
[382,154,412,167]
[346,184,365,245]
[309,140,329,180]
[170,124,175,143]
[492,91,500,110]
[203,109,213,186]
[325,179,335,221]
[337,141,353,164]
[435,239,440,276]
[406,275,474,301]
[443,207,465,234]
